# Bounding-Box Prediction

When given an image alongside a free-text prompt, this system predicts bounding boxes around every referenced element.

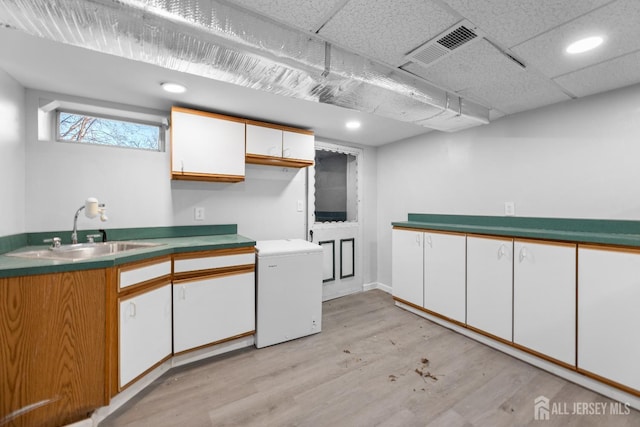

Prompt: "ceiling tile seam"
[478,39,579,101]
[430,0,464,21]
[508,0,620,50]
[312,0,350,34]
[551,47,640,81]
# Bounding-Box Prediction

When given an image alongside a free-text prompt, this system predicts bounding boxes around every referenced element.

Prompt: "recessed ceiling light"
[566,36,603,54]
[346,121,361,129]
[161,82,187,93]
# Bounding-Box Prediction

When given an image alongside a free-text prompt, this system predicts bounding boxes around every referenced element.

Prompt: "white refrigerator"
[255,239,323,348]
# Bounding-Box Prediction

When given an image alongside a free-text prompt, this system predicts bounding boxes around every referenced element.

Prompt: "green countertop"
[393,214,640,248]
[0,226,256,278]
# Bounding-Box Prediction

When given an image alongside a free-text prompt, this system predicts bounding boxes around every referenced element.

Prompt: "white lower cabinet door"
[578,246,640,392]
[119,284,172,388]
[424,232,466,323]
[392,229,423,307]
[513,240,576,365]
[466,236,513,341]
[173,272,255,353]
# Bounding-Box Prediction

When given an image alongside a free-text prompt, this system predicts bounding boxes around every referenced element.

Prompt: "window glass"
[57,111,162,151]
[314,150,357,223]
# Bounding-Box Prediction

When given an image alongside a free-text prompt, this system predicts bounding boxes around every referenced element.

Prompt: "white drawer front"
[120,260,172,289]
[174,253,255,273]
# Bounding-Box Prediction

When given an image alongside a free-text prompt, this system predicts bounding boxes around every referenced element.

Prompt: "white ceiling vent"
[407,21,482,68]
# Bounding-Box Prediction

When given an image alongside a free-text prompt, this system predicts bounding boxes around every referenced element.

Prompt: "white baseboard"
[395,301,640,412]
[363,282,392,294]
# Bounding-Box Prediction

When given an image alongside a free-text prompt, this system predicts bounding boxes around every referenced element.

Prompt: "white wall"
[24,90,307,241]
[377,83,640,286]
[0,69,26,237]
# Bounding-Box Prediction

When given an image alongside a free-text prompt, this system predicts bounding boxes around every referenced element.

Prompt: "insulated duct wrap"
[0,0,490,131]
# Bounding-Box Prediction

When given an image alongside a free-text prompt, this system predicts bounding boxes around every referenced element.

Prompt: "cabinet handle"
[519,247,528,262]
[425,235,433,247]
[181,285,186,300]
[283,148,291,158]
[415,235,421,246]
[498,244,507,260]
[129,302,136,318]
[181,160,184,174]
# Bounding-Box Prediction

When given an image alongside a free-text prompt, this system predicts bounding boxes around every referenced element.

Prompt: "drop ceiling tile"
[554,50,640,97]
[512,0,640,78]
[225,0,345,32]
[442,0,611,47]
[318,0,458,66]
[404,39,570,114]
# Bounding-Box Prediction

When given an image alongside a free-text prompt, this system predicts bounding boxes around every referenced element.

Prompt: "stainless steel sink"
[7,241,165,261]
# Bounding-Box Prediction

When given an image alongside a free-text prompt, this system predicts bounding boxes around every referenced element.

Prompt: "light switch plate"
[504,202,515,216]
[297,200,304,212]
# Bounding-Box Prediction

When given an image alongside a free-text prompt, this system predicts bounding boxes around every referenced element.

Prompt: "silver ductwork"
[0,0,490,132]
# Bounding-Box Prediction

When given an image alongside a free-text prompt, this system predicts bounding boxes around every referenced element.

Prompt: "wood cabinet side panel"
[0,270,107,427]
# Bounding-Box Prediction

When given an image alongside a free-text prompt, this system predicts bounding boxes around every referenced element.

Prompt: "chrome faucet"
[71,199,107,244]
[71,205,86,245]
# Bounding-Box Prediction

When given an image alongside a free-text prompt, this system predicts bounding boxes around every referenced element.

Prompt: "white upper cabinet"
[246,120,314,168]
[246,123,283,158]
[513,239,576,366]
[282,130,314,162]
[467,236,513,341]
[171,106,246,182]
[578,246,640,392]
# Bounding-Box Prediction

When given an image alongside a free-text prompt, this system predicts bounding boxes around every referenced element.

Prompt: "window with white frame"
[56,110,163,151]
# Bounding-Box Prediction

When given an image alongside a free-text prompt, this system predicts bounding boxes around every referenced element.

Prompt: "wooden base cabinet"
[424,232,466,323]
[392,228,424,307]
[513,240,576,366]
[578,246,640,393]
[467,236,513,341]
[0,270,107,427]
[118,284,172,389]
[115,257,173,391]
[173,272,255,353]
[172,247,256,354]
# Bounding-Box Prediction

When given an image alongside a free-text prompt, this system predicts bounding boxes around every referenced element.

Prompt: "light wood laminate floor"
[101,290,639,426]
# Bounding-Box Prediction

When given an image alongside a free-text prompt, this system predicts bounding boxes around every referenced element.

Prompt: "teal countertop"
[392,214,640,248]
[0,225,256,278]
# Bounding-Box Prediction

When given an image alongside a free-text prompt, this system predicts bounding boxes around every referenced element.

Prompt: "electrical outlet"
[194,207,205,221]
[504,202,515,216]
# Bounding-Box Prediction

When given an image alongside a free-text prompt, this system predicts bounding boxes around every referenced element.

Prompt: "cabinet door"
[282,130,314,161]
[467,236,513,341]
[173,271,255,353]
[246,124,283,157]
[119,284,172,388]
[578,246,640,392]
[392,229,423,307]
[424,232,466,323]
[513,240,576,365]
[171,108,245,178]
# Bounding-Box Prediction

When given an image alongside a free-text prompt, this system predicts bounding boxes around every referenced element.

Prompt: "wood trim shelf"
[246,154,314,168]
[171,172,245,183]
